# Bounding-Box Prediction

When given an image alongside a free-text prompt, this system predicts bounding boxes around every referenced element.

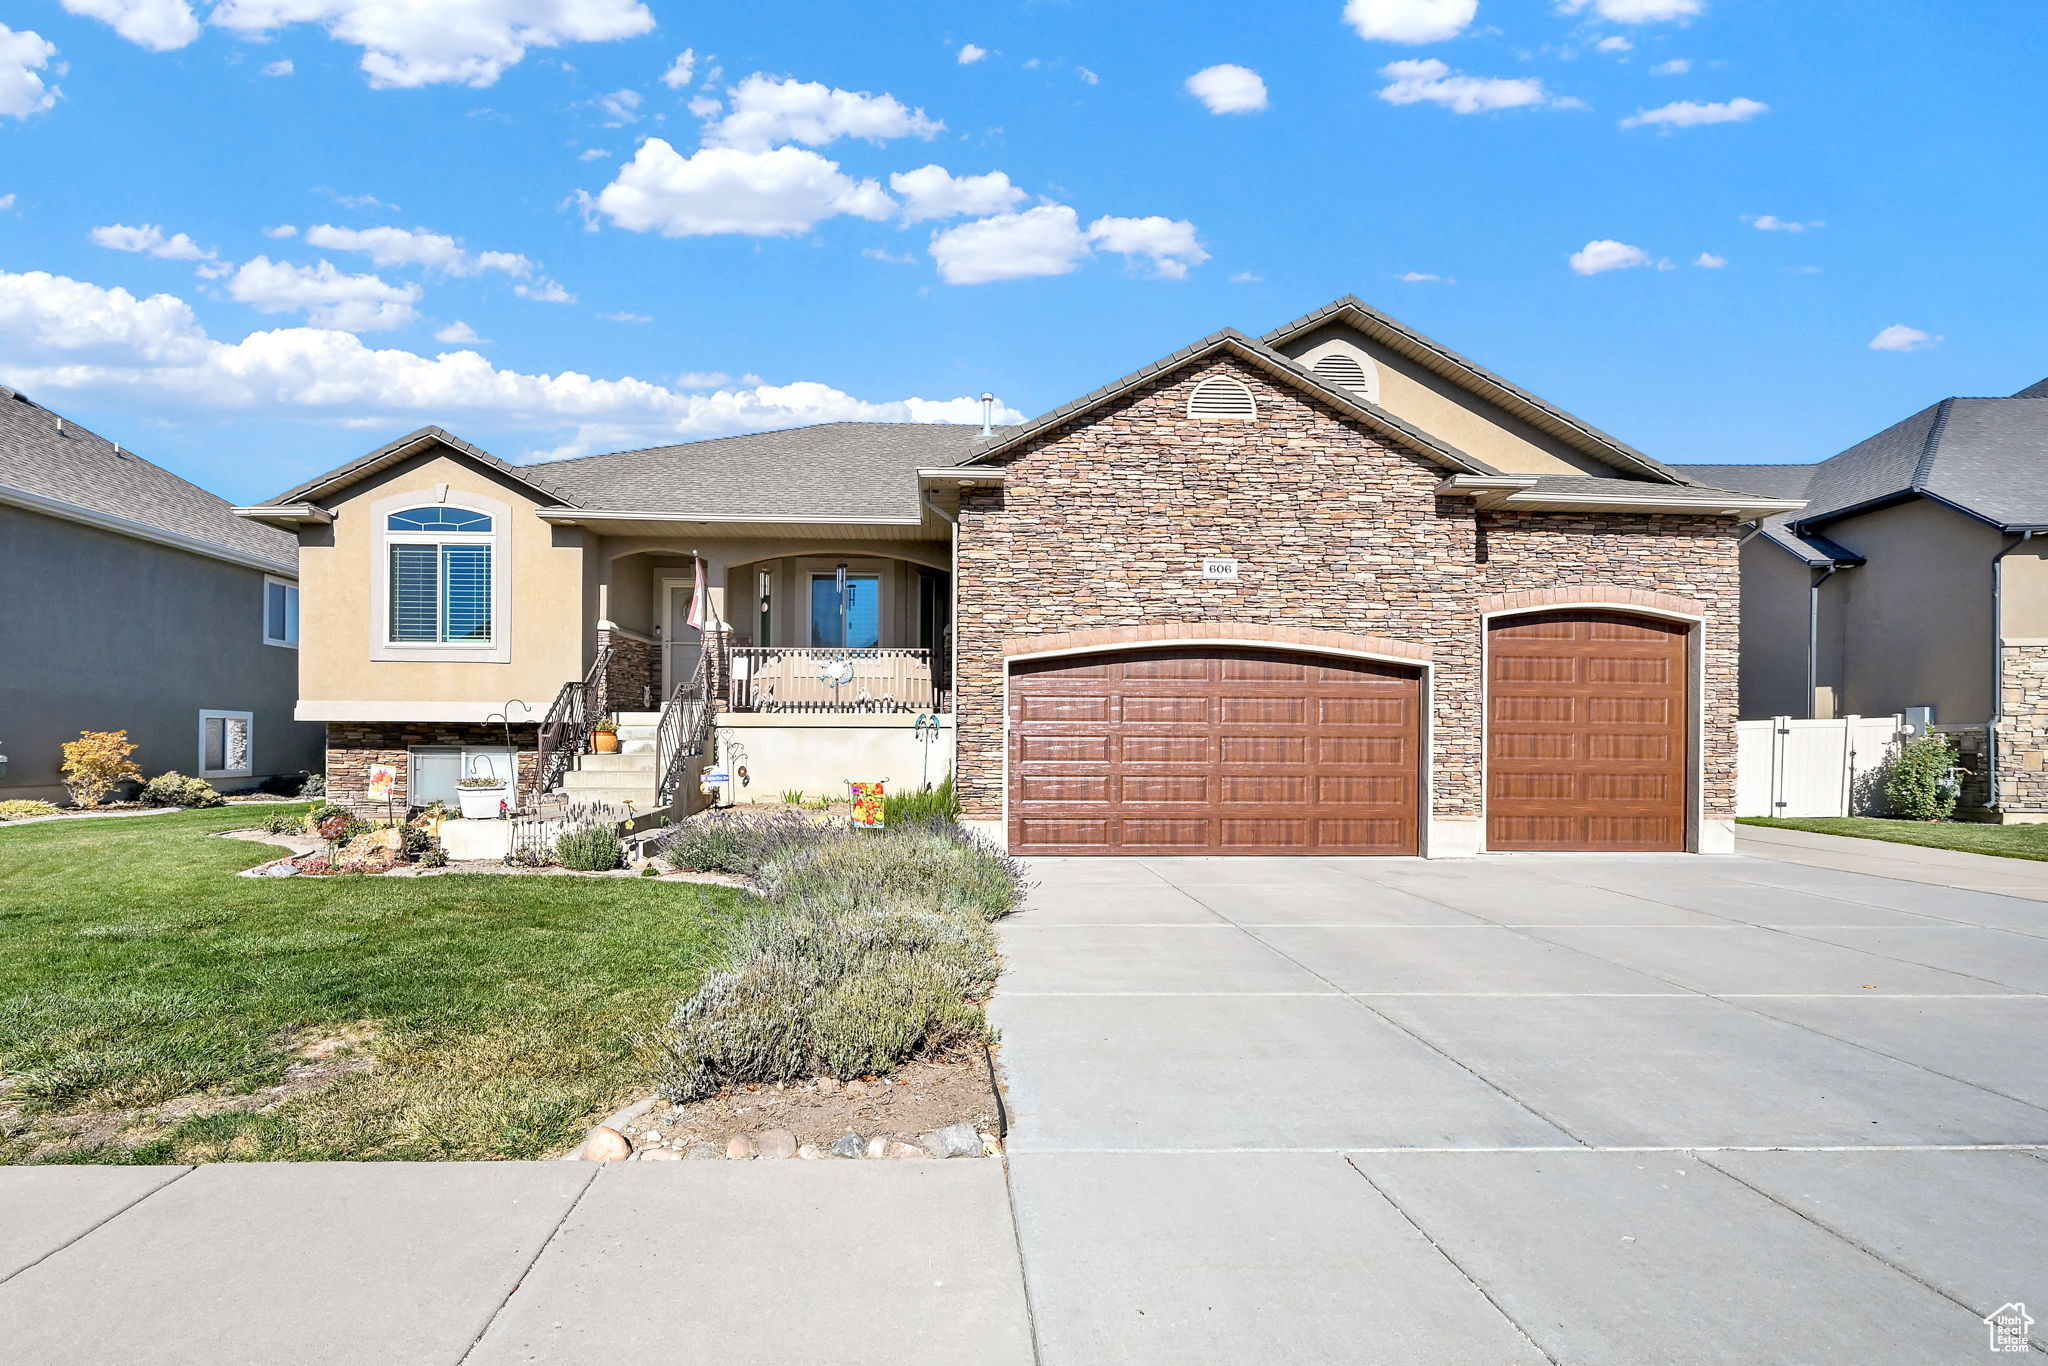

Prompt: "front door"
[664,583,702,697]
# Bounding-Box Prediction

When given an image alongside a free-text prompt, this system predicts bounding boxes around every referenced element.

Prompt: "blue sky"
[1,0,2042,504]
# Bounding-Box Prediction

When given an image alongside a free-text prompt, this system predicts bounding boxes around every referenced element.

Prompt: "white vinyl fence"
[1735,714,1906,819]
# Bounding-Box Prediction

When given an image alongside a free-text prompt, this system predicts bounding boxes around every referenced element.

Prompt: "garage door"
[1008,647,1421,856]
[1487,611,1689,852]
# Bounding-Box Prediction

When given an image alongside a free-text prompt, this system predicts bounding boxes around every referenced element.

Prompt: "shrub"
[260,809,305,835]
[881,775,961,828]
[60,730,141,807]
[299,773,327,798]
[658,810,818,878]
[555,821,625,872]
[780,789,804,806]
[138,771,225,808]
[761,824,1024,923]
[1885,734,1963,821]
[303,801,369,842]
[0,799,60,821]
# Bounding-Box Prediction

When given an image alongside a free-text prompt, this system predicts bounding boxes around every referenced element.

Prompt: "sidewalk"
[1735,823,2048,901]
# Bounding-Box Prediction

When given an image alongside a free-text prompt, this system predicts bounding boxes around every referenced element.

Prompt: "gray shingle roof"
[2015,377,2048,399]
[1518,474,1789,504]
[0,386,296,571]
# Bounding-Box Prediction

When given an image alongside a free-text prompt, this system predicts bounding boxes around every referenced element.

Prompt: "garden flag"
[686,555,709,632]
[850,781,885,829]
[367,763,397,803]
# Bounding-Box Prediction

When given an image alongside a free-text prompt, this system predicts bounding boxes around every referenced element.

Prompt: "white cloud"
[593,139,894,238]
[434,321,483,344]
[1569,239,1652,275]
[1378,59,1563,114]
[225,256,421,331]
[1621,96,1767,129]
[0,24,61,119]
[659,48,695,89]
[1076,66,1099,85]
[1557,0,1702,22]
[303,223,534,278]
[889,165,1027,223]
[264,224,298,238]
[206,0,655,89]
[929,205,1092,285]
[1745,213,1822,232]
[61,0,199,52]
[513,277,575,303]
[1651,58,1690,74]
[687,93,720,118]
[595,88,641,125]
[1398,271,1453,283]
[1869,324,1940,353]
[598,310,651,323]
[861,246,917,264]
[90,223,215,261]
[703,73,942,151]
[327,190,398,212]
[0,194,14,213]
[1185,63,1268,114]
[1230,270,1262,283]
[1693,251,1727,268]
[1343,0,1477,44]
[1088,215,1208,280]
[263,58,293,76]
[0,266,1022,453]
[1596,35,1633,52]
[579,147,609,161]
[957,43,987,65]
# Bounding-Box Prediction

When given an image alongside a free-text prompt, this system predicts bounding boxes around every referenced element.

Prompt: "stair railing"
[532,644,612,803]
[654,640,724,808]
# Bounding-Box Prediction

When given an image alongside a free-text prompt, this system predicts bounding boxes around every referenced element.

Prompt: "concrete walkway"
[1739,821,2048,901]
[993,850,2048,1364]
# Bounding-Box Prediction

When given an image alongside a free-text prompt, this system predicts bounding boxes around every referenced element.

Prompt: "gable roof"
[0,385,297,574]
[1261,295,1689,486]
[2015,377,2048,399]
[263,425,573,508]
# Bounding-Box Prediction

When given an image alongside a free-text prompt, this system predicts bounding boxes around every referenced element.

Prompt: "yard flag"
[686,555,709,631]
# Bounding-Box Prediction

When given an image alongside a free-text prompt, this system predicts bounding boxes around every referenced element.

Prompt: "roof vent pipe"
[979,392,994,439]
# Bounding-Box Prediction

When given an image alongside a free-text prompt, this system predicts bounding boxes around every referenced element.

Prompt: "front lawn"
[1739,816,2048,863]
[0,805,749,1163]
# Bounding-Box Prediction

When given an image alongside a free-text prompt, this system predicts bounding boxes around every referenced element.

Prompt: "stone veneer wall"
[1996,643,2048,812]
[950,353,1742,837]
[1930,724,1992,813]
[326,722,538,812]
[598,628,660,714]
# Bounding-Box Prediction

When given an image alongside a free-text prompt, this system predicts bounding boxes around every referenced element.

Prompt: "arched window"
[1186,375,1258,421]
[384,505,495,645]
[387,507,492,533]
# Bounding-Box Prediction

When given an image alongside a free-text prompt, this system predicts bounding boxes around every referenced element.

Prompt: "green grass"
[1739,816,2048,862]
[0,804,750,1163]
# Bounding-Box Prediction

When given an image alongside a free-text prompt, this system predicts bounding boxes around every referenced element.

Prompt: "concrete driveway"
[993,848,2048,1364]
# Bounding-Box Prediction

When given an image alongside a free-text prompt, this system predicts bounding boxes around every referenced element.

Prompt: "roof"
[266,425,570,507]
[1261,295,1690,486]
[0,385,297,573]
[2015,377,2048,399]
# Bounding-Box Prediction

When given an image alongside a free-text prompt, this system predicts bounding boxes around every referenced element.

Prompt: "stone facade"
[950,354,1743,844]
[598,628,660,714]
[1995,644,2048,812]
[326,722,538,812]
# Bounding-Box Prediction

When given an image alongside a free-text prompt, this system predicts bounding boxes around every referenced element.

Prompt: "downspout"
[1988,530,2037,815]
[1807,563,1840,719]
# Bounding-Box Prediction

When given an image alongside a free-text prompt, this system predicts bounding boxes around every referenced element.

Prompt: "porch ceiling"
[535,510,944,540]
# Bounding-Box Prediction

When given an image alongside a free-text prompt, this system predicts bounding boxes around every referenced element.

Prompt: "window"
[810,572,880,647]
[263,576,299,648]
[385,505,494,645]
[1187,375,1258,421]
[756,568,774,647]
[199,710,252,778]
[408,745,516,807]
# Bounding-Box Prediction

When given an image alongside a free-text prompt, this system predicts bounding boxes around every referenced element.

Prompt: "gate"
[1735,714,1905,818]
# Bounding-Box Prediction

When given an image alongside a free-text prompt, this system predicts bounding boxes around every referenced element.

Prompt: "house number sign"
[1201,557,1240,581]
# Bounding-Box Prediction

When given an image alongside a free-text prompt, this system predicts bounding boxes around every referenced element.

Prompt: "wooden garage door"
[1487,611,1689,852]
[1008,647,1421,856]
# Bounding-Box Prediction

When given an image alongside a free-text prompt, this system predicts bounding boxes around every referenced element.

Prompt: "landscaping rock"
[865,1136,891,1159]
[922,1122,981,1158]
[687,1144,721,1160]
[581,1126,632,1162]
[797,1143,823,1160]
[755,1127,798,1160]
[981,1131,1005,1157]
[639,1147,682,1161]
[816,1076,843,1096]
[725,1134,757,1160]
[887,1141,927,1160]
[338,827,404,861]
[830,1131,866,1159]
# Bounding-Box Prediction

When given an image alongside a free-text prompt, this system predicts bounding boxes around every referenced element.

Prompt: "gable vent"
[1311,352,1372,398]
[1187,376,1257,421]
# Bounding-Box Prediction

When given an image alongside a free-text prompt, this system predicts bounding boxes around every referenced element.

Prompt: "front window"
[263,576,299,647]
[810,572,880,648]
[386,507,494,645]
[199,710,252,778]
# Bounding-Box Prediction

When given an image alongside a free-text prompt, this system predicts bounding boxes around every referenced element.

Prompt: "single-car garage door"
[1008,647,1421,856]
[1487,611,1689,852]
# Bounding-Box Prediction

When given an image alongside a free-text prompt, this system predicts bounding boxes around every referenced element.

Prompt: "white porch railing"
[728,647,939,713]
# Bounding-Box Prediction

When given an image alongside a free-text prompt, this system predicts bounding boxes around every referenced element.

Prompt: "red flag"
[686,555,708,631]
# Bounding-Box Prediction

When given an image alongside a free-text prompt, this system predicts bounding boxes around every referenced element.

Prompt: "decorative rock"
[755,1127,799,1160]
[830,1132,866,1159]
[581,1126,632,1162]
[816,1076,843,1096]
[797,1144,823,1160]
[886,1141,926,1159]
[921,1122,982,1159]
[725,1134,757,1160]
[639,1147,682,1161]
[981,1131,1005,1157]
[843,1079,876,1100]
[686,1144,721,1160]
[865,1136,891,1159]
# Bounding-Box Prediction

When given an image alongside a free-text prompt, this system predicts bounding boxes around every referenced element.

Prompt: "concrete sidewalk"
[0,1160,1035,1365]
[1738,822,2048,901]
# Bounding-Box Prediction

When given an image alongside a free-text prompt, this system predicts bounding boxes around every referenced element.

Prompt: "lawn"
[0,805,750,1164]
[1740,815,2048,862]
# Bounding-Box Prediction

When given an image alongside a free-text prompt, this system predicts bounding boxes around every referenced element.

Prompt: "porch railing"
[727,646,939,713]
[532,645,612,802]
[654,650,718,807]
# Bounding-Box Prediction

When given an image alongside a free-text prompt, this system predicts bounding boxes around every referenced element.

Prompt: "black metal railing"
[654,650,719,807]
[727,646,937,712]
[531,645,612,803]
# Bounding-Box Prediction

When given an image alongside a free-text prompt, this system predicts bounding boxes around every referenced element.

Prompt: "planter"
[457,784,510,820]
[592,732,621,754]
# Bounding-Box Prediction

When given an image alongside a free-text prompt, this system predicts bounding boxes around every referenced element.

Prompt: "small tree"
[59,729,141,807]
[1884,734,1961,821]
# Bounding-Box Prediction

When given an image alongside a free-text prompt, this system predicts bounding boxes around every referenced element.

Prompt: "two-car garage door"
[1005,613,1690,857]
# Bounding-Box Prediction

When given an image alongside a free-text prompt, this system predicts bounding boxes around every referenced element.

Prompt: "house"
[1677,377,2048,819]
[0,386,322,802]
[233,296,1797,855]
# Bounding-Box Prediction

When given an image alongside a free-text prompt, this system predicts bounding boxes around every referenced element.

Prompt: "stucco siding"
[0,502,317,800]
[1735,536,1815,719]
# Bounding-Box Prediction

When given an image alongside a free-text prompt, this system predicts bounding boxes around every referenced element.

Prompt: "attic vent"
[1311,352,1372,397]
[1187,376,1257,421]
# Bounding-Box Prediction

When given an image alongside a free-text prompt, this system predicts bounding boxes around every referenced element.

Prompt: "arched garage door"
[1008,647,1422,856]
[1487,611,1690,852]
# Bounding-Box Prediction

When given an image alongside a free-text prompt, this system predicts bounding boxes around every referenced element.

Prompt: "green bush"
[760,823,1024,923]
[881,775,961,828]
[299,773,326,798]
[555,821,625,872]
[1885,734,1962,821]
[659,810,817,877]
[0,799,61,821]
[138,772,225,809]
[260,809,304,835]
[302,801,370,841]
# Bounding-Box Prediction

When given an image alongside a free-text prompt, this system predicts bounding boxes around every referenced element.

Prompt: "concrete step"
[614,711,662,725]
[620,740,655,754]
[576,752,658,773]
[616,725,659,743]
[558,780,660,806]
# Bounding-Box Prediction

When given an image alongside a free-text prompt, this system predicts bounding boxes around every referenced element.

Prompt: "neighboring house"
[0,386,321,803]
[235,296,1796,856]
[1678,377,2048,819]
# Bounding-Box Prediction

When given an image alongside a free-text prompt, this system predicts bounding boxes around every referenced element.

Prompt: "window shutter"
[1186,376,1258,421]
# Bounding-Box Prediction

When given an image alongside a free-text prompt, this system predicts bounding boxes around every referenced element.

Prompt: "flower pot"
[457,784,510,820]
[592,732,620,754]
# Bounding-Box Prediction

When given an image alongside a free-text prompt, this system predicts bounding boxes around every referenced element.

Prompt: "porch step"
[614,711,662,726]
[616,724,659,744]
[575,752,658,773]
[556,785,661,808]
[560,771,660,804]
[620,739,655,754]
